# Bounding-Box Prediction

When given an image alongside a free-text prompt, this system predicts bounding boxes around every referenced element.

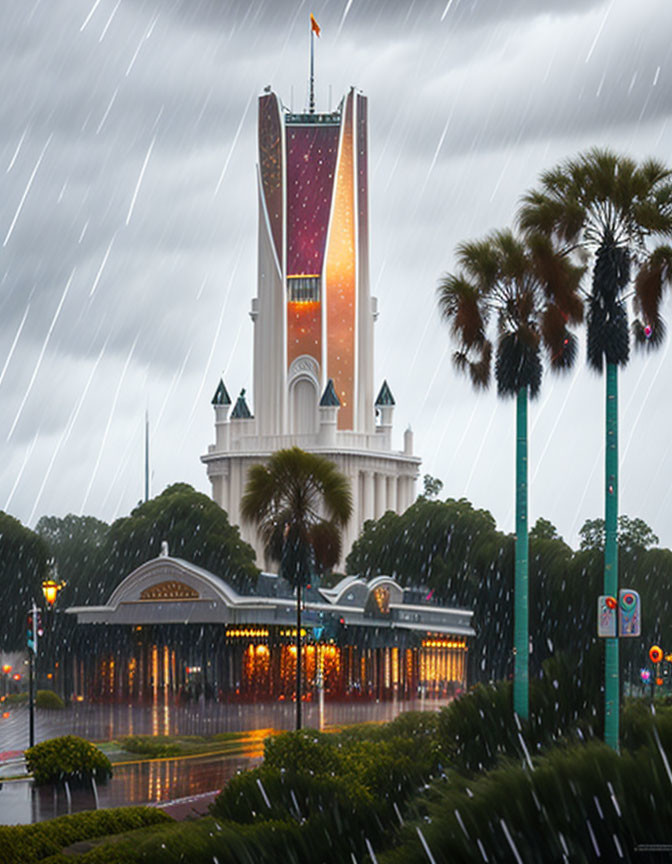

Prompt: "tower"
[202,85,420,567]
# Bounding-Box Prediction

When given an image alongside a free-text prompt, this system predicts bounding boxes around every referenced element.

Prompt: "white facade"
[201,85,421,568]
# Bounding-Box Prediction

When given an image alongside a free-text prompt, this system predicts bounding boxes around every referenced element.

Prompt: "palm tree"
[241,447,352,730]
[519,149,672,749]
[438,229,583,721]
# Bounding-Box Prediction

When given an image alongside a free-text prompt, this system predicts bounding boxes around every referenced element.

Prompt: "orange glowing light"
[12,673,21,681]
[2,712,9,719]
[2,664,11,675]
[325,92,356,430]
[42,579,65,607]
[287,300,321,368]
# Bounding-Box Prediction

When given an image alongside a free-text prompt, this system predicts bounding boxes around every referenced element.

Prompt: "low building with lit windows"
[66,549,474,703]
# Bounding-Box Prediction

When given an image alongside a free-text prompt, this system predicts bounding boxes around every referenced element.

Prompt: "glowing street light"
[41,579,65,607]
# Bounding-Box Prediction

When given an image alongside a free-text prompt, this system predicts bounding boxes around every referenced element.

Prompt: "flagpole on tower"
[309,14,320,114]
[309,31,315,114]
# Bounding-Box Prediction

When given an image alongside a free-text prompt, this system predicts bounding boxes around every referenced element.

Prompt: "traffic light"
[36,611,44,638]
[26,612,37,654]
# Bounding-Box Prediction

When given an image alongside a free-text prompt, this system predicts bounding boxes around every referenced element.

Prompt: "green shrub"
[118,735,181,758]
[212,765,371,823]
[35,690,65,710]
[4,692,28,705]
[437,651,602,774]
[381,741,672,863]
[263,727,340,774]
[0,807,171,864]
[39,818,308,864]
[25,736,112,786]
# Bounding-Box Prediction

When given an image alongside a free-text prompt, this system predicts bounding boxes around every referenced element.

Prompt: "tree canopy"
[0,512,49,650]
[241,448,352,585]
[100,483,259,596]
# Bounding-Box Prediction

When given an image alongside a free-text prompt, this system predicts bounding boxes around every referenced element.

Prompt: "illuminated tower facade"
[202,86,420,565]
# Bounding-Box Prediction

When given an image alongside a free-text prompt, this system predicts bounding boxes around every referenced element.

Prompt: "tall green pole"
[604,362,619,750]
[514,386,529,720]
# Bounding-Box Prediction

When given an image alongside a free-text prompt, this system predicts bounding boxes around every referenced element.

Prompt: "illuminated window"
[288,275,321,302]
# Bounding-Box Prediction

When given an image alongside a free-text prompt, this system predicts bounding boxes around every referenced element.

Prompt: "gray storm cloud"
[0,0,671,548]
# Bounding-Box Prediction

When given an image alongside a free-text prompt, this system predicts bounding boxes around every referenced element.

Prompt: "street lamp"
[2,664,11,699]
[26,578,66,748]
[41,579,65,607]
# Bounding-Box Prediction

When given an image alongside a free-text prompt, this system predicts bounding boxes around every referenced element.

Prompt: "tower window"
[288,276,320,302]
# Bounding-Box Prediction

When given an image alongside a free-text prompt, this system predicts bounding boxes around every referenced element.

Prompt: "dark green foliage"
[587,240,631,370]
[422,474,444,499]
[495,330,542,397]
[347,498,670,690]
[0,511,49,650]
[437,652,602,775]
[0,806,171,864]
[241,448,352,583]
[381,742,672,863]
[529,517,560,541]
[35,689,65,710]
[118,735,181,757]
[39,818,306,864]
[579,514,660,551]
[211,713,441,863]
[100,484,259,598]
[212,765,371,824]
[25,735,112,786]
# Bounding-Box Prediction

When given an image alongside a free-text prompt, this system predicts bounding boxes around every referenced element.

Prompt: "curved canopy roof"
[67,554,475,637]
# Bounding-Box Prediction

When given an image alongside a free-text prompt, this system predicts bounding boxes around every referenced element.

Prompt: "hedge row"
[0,807,172,864]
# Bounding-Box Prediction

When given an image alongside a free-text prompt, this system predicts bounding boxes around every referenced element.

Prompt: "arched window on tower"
[290,377,318,435]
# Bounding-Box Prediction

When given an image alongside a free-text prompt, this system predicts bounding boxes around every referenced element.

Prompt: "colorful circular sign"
[650,645,664,664]
[620,592,637,611]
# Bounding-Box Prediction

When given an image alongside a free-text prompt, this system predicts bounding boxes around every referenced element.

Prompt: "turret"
[212,379,231,450]
[318,379,340,446]
[375,380,395,450]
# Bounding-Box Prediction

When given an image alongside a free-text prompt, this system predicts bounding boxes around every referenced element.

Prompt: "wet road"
[1,752,258,825]
[0,697,449,825]
[0,696,447,751]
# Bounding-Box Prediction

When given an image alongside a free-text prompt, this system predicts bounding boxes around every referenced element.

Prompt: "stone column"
[387,475,397,514]
[363,471,375,524]
[375,473,386,519]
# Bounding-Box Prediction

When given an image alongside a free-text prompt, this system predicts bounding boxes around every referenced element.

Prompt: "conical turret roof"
[211,379,231,406]
[375,380,395,406]
[231,389,252,419]
[320,379,341,407]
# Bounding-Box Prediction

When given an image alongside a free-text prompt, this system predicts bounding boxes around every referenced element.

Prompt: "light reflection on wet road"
[0,696,448,751]
[0,698,448,825]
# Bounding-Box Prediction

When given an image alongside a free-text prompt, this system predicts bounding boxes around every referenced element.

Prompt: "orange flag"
[310,13,321,37]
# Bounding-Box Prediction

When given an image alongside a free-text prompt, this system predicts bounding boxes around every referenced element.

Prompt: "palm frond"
[633,315,666,350]
[633,245,672,324]
[437,273,487,348]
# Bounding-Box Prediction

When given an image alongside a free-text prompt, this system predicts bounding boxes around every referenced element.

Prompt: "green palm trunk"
[604,362,619,750]
[514,386,529,720]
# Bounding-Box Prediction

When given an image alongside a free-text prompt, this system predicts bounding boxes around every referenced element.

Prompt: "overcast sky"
[1,0,671,551]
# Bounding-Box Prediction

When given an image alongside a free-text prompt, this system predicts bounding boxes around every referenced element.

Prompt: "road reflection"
[0,698,449,825]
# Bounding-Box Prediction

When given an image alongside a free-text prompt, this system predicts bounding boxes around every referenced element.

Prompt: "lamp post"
[2,664,11,698]
[26,578,65,749]
[41,577,65,692]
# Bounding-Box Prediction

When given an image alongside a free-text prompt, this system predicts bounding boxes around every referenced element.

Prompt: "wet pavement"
[0,696,447,751]
[0,697,449,825]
